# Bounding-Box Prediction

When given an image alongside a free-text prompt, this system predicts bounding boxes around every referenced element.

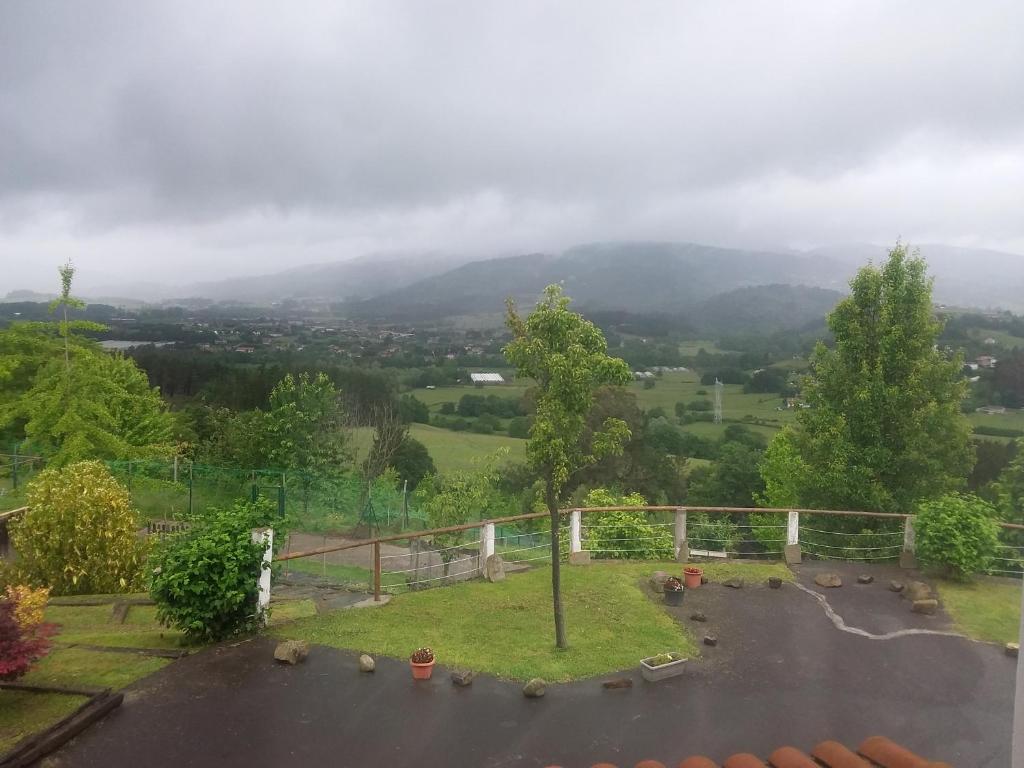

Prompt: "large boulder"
[485,554,506,583]
[649,571,670,593]
[274,640,309,665]
[905,581,933,602]
[523,678,547,698]
[814,573,843,588]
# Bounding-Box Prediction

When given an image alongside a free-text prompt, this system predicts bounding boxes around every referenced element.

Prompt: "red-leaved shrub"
[0,592,57,680]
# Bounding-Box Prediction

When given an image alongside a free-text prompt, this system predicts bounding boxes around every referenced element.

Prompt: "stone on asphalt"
[1007,643,1020,658]
[889,581,905,592]
[274,640,309,665]
[523,678,547,698]
[723,578,744,589]
[690,611,707,622]
[451,669,475,686]
[359,654,375,672]
[814,573,842,588]
[911,599,938,615]
[768,576,782,589]
[905,581,933,602]
[703,634,718,647]
[857,575,874,585]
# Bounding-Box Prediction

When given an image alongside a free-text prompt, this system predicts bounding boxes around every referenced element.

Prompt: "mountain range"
[6,241,1023,319]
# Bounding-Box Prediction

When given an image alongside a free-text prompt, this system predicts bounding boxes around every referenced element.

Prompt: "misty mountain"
[688,284,843,334]
[174,251,473,303]
[347,242,853,319]
[808,243,1024,311]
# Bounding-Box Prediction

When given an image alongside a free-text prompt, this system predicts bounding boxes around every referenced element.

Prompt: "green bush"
[915,493,1000,580]
[150,500,280,643]
[580,489,672,559]
[687,513,740,554]
[10,462,148,595]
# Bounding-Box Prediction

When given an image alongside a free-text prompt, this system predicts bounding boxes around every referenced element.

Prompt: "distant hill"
[176,251,473,303]
[688,284,843,334]
[808,243,1024,311]
[347,242,853,319]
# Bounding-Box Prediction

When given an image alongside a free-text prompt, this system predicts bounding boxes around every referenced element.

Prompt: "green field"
[352,423,526,473]
[968,410,1024,436]
[968,328,1024,350]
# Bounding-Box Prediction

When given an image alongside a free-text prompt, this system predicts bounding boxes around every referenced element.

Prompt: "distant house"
[984,337,997,345]
[470,372,505,384]
[234,346,255,354]
[633,371,655,379]
[977,355,998,368]
[964,362,980,372]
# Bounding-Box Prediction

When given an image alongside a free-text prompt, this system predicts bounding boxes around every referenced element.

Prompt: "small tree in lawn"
[504,285,632,649]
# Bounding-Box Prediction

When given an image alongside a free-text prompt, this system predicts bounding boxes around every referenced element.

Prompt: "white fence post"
[674,508,688,562]
[900,515,916,569]
[784,510,801,564]
[252,527,273,625]
[480,522,495,576]
[570,510,582,554]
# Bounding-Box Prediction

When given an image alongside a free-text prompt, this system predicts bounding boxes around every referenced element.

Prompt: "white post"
[173,455,178,484]
[480,522,495,576]
[570,510,582,554]
[787,510,799,545]
[784,510,801,565]
[252,527,273,625]
[900,515,917,569]
[674,508,688,562]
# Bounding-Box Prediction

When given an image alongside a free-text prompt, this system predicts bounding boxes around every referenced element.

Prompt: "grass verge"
[275,559,792,681]
[938,577,1020,645]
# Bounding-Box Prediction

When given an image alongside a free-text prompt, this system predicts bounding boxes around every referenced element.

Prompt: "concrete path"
[45,564,1014,767]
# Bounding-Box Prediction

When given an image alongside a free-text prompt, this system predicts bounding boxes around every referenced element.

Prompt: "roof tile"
[676,758,718,768]
[811,740,872,768]
[858,736,929,768]
[767,746,817,768]
[723,755,768,768]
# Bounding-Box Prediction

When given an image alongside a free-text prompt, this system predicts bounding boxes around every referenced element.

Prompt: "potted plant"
[640,652,688,682]
[663,576,684,606]
[683,566,703,589]
[410,647,436,679]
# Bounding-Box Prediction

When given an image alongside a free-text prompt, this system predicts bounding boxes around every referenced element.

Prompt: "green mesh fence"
[103,458,425,536]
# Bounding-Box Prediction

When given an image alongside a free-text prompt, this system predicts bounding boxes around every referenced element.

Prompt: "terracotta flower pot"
[683,567,703,589]
[411,660,435,680]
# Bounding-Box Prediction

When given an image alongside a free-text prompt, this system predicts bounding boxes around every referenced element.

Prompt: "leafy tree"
[507,416,532,438]
[417,454,501,575]
[993,441,1024,524]
[389,437,436,489]
[688,443,765,507]
[266,372,349,475]
[760,244,973,513]
[11,462,149,594]
[398,394,430,424]
[504,285,632,648]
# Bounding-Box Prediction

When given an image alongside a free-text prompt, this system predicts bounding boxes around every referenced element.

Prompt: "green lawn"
[938,577,1021,645]
[275,560,792,682]
[351,423,526,473]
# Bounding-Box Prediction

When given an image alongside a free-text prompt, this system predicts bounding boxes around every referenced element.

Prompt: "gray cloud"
[2,0,1023,292]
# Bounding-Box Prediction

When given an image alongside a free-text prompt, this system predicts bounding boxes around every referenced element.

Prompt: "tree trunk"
[546,480,568,649]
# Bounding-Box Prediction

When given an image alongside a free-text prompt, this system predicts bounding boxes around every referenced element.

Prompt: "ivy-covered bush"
[580,489,672,559]
[11,461,148,595]
[687,513,741,554]
[150,500,279,643]
[0,586,56,680]
[915,493,1000,580]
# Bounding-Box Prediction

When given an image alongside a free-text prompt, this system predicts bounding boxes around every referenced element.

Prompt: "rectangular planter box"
[640,653,688,682]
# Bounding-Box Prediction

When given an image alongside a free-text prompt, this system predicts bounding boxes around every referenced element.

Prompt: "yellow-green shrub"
[10,461,148,595]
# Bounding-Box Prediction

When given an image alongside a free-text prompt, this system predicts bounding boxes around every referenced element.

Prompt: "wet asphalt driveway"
[44,562,1014,767]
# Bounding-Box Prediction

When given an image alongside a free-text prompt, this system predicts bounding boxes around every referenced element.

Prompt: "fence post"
[11,444,18,491]
[674,508,688,562]
[173,455,178,484]
[251,527,273,625]
[900,515,916,569]
[784,510,801,564]
[568,509,589,564]
[480,522,495,576]
[373,541,382,602]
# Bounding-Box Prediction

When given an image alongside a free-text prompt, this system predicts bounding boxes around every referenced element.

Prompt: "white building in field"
[470,372,505,384]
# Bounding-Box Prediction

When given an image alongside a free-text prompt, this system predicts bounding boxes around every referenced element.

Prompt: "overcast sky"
[2,1,1023,293]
